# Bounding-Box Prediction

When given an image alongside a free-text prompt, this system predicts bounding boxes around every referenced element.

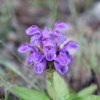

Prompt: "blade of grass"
[0,40,26,67]
[0,60,40,91]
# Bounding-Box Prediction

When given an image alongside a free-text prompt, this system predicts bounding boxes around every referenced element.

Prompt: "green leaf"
[60,94,77,100]
[20,98,28,100]
[73,95,100,100]
[12,86,50,100]
[54,72,69,100]
[60,95,100,100]
[78,84,97,96]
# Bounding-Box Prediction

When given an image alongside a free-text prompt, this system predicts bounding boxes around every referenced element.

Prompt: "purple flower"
[54,61,68,74]
[30,33,42,47]
[18,21,79,74]
[34,58,47,74]
[18,42,32,53]
[42,27,51,40]
[54,21,68,30]
[26,25,40,35]
[62,40,79,51]
[54,52,71,65]
[43,39,56,61]
[53,21,67,45]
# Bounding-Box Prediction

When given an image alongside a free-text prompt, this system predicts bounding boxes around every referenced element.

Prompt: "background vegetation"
[0,0,100,99]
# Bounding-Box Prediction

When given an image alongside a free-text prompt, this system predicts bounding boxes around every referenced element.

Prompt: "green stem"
[51,83,56,100]
[47,72,56,100]
[54,0,58,23]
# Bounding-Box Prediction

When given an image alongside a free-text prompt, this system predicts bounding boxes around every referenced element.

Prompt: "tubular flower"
[18,21,79,74]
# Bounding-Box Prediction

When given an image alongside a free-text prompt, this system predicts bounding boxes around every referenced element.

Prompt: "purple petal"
[26,25,40,35]
[26,54,32,65]
[31,51,44,63]
[54,52,71,65]
[44,47,56,61]
[42,39,56,46]
[67,51,73,62]
[54,31,66,44]
[34,58,47,74]
[54,61,68,74]
[54,21,67,31]
[42,27,51,40]
[26,51,36,65]
[18,42,31,53]
[64,40,79,49]
[30,33,42,46]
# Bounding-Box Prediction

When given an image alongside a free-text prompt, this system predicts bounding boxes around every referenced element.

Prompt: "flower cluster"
[18,21,79,74]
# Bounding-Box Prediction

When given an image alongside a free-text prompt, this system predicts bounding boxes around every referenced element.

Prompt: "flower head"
[18,21,79,74]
